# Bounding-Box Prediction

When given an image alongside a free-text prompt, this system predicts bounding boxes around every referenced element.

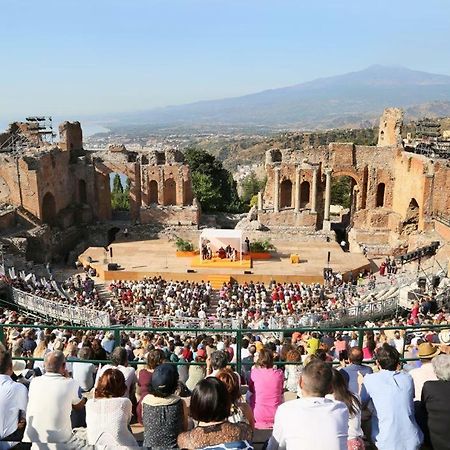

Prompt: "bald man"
[341,347,373,395]
[23,351,85,445]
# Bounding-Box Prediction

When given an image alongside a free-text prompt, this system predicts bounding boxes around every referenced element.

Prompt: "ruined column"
[311,167,318,213]
[324,168,332,221]
[179,170,185,206]
[273,167,280,213]
[294,167,301,212]
[257,191,263,211]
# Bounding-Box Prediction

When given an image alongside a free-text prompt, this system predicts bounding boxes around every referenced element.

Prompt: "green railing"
[1,322,449,374]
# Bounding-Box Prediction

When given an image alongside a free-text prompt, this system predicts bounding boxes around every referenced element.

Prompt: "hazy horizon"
[2,0,450,123]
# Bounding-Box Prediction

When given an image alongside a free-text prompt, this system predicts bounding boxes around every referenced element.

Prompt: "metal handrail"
[10,287,110,327]
[2,322,449,375]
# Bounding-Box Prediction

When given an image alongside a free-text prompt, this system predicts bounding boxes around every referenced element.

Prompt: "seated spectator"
[177,377,252,450]
[421,354,450,450]
[248,347,283,429]
[409,342,440,401]
[208,350,230,378]
[142,363,188,449]
[91,338,108,361]
[241,344,256,385]
[101,332,115,355]
[217,367,255,430]
[175,346,189,384]
[95,347,137,400]
[0,346,28,449]
[136,348,165,424]
[86,368,138,447]
[23,351,85,446]
[186,348,207,391]
[72,347,96,393]
[340,347,373,395]
[362,332,376,361]
[284,348,303,395]
[361,344,423,450]
[267,360,349,450]
[327,369,364,450]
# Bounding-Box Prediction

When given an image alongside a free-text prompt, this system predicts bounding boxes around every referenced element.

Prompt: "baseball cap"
[151,363,179,396]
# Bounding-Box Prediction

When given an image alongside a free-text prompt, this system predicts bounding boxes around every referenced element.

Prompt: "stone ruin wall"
[260,108,450,249]
[0,121,198,229]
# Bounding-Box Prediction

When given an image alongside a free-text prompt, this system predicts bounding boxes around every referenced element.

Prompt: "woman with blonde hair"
[33,335,51,374]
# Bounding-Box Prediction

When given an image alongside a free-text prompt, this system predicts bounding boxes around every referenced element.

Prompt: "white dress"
[86,397,138,448]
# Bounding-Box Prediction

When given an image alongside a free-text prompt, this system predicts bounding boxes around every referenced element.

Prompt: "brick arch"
[330,170,362,190]
[149,179,159,204]
[42,191,57,226]
[330,169,367,210]
[163,178,176,206]
[280,179,293,208]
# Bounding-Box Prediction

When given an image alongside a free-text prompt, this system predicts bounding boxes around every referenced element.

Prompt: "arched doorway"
[376,183,385,207]
[280,179,293,208]
[149,180,159,204]
[402,198,419,234]
[109,172,130,220]
[78,179,87,204]
[164,178,176,205]
[42,192,57,225]
[300,181,310,208]
[330,176,357,210]
[329,175,358,243]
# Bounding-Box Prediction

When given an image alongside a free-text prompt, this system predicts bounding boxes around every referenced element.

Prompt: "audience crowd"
[2,266,443,330]
[1,268,450,449]
[1,304,450,449]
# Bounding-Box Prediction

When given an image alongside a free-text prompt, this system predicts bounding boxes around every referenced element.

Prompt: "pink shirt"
[248,367,284,429]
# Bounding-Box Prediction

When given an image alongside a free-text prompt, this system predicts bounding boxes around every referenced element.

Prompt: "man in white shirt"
[0,347,28,448]
[23,350,85,445]
[409,342,440,401]
[390,330,405,354]
[267,360,348,450]
[95,347,136,399]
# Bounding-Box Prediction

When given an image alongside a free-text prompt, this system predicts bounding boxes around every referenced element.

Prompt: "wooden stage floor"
[79,237,370,286]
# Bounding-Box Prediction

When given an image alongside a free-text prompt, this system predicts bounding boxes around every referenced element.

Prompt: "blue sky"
[1,0,450,122]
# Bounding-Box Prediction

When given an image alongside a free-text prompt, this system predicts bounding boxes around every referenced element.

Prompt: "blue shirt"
[361,370,423,450]
[341,363,373,395]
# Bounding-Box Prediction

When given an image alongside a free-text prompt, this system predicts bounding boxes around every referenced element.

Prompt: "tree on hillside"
[184,148,243,213]
[240,172,266,205]
[331,176,352,209]
[111,174,130,211]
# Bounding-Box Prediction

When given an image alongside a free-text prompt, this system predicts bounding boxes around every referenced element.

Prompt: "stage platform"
[78,238,371,287]
[190,256,252,269]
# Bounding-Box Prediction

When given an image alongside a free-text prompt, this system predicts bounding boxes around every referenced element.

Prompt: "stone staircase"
[207,274,230,289]
[16,206,41,227]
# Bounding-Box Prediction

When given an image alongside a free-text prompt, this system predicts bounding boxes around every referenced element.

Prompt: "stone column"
[311,167,318,213]
[178,168,185,206]
[324,168,332,221]
[273,167,280,213]
[294,167,301,212]
[257,191,263,211]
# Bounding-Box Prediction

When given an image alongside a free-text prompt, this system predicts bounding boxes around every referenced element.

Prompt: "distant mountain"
[108,65,450,131]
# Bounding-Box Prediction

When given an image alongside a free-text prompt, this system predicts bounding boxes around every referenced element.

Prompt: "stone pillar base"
[322,220,332,231]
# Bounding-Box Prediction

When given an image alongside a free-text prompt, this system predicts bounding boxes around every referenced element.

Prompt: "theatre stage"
[79,238,370,287]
